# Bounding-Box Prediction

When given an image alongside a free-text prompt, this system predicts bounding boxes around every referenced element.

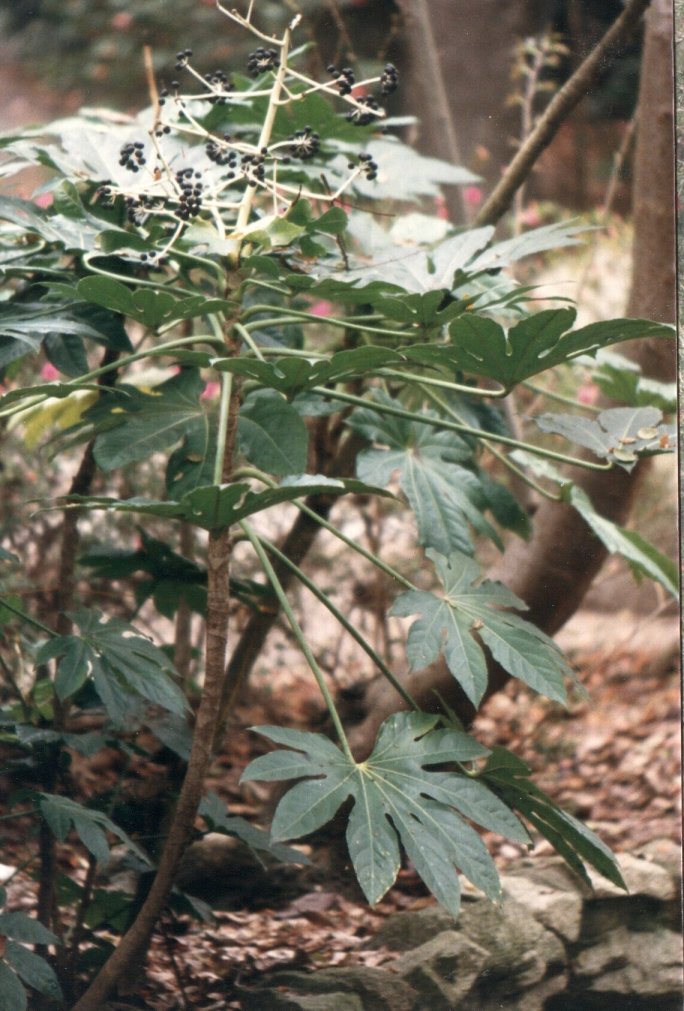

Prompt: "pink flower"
[201,380,221,401]
[434,195,449,221]
[463,186,483,208]
[309,300,334,318]
[40,362,60,382]
[34,192,54,209]
[577,383,599,405]
[111,12,133,30]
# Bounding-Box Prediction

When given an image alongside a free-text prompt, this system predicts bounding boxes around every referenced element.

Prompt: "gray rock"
[586,852,678,901]
[573,924,684,997]
[241,990,364,1011]
[251,966,417,1011]
[500,872,582,943]
[635,838,683,885]
[389,930,489,1010]
[365,905,456,952]
[460,968,569,1011]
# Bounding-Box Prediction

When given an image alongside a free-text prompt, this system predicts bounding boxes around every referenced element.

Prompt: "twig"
[475,0,653,227]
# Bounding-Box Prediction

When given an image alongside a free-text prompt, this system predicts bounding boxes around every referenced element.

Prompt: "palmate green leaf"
[391,550,571,707]
[67,475,387,532]
[237,390,308,476]
[534,406,675,469]
[38,793,149,867]
[0,913,58,946]
[92,370,206,471]
[76,276,233,328]
[449,310,674,390]
[481,746,626,890]
[349,392,501,555]
[242,713,529,915]
[35,609,186,720]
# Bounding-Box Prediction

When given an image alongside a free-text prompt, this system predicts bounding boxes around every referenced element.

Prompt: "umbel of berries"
[247,48,279,76]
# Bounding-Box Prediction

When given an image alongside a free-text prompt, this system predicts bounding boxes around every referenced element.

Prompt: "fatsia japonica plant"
[0,3,677,1006]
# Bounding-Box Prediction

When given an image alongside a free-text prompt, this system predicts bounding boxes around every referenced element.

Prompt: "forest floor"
[2,598,680,1009]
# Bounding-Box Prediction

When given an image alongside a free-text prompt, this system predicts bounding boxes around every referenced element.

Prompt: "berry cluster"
[240,152,267,187]
[380,63,399,96]
[327,64,355,97]
[287,126,321,161]
[205,137,238,173]
[175,48,193,70]
[247,48,279,77]
[349,152,378,181]
[203,68,233,105]
[174,168,204,220]
[119,141,147,172]
[346,96,380,127]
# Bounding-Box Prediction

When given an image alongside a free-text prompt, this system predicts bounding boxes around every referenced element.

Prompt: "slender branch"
[71,321,243,1011]
[258,533,419,709]
[475,0,652,227]
[241,521,355,762]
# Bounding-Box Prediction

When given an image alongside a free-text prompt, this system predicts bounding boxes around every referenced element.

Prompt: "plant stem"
[71,326,242,1011]
[258,533,419,709]
[310,385,613,471]
[241,521,355,762]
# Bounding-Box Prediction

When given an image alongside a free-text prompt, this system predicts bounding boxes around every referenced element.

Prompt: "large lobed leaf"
[242,712,530,916]
[391,550,573,707]
[449,310,674,391]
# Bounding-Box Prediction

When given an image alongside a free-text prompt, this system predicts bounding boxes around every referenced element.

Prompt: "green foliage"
[0,4,676,999]
[391,550,572,707]
[0,889,62,1008]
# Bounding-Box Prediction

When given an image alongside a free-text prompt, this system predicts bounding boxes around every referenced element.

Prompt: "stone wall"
[241,840,682,1010]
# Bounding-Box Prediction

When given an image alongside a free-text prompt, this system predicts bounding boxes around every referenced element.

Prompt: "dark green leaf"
[199,792,309,866]
[0,913,58,946]
[449,311,674,390]
[93,370,206,471]
[38,793,147,865]
[0,961,26,1011]
[238,390,308,475]
[4,942,63,1000]
[350,392,499,555]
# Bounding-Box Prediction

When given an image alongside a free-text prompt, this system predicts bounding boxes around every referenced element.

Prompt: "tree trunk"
[346,0,675,758]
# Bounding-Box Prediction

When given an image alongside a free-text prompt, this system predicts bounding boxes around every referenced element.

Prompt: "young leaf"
[391,549,571,707]
[242,712,529,915]
[534,406,675,469]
